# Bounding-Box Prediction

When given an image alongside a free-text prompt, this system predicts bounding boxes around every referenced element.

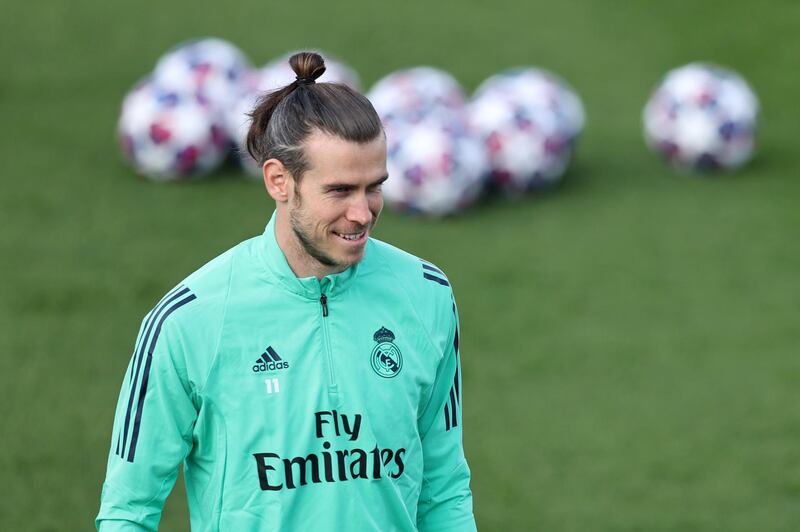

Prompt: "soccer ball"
[118,78,229,181]
[223,93,263,177]
[152,37,253,114]
[383,114,488,216]
[469,68,585,193]
[367,67,483,215]
[643,63,759,172]
[367,67,467,127]
[224,51,361,177]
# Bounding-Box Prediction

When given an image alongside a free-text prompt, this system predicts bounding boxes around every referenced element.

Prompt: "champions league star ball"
[643,63,759,172]
[383,115,488,216]
[368,67,481,215]
[367,67,467,127]
[118,79,229,181]
[224,51,361,177]
[152,37,253,114]
[223,94,264,177]
[469,68,585,193]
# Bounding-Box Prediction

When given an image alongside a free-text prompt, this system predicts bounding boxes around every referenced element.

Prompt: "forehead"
[303,130,387,183]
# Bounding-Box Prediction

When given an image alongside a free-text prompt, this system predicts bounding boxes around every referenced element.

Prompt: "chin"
[340,251,365,264]
[337,249,366,267]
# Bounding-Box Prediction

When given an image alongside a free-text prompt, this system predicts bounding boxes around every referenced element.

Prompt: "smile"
[333,231,367,243]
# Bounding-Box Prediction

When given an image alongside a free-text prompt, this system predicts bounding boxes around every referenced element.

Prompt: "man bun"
[290,52,326,84]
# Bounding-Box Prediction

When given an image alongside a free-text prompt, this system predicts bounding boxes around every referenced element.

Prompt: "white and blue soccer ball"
[643,63,759,172]
[469,67,585,193]
[367,67,467,127]
[224,51,361,177]
[152,37,253,114]
[383,115,488,216]
[118,79,229,181]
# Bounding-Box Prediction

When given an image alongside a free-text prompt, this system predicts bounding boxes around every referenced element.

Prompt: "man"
[97,52,475,531]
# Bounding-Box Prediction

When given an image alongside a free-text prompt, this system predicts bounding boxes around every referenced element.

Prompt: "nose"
[346,194,373,227]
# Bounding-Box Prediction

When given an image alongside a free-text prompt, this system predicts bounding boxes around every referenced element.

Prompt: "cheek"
[369,194,384,215]
[318,206,345,235]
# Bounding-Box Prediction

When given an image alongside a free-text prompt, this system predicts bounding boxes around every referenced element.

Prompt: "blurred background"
[2,0,799,529]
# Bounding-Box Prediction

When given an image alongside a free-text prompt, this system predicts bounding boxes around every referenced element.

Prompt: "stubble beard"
[288,188,377,273]
[289,191,341,269]
[290,212,340,269]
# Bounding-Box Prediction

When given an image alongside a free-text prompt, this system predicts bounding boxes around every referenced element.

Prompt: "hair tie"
[295,76,315,85]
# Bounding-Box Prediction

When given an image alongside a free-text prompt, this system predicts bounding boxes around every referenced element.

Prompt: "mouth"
[332,229,368,245]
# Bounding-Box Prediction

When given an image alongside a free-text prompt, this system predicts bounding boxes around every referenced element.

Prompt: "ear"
[263,159,291,203]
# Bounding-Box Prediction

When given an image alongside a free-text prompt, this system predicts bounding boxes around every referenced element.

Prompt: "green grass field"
[2,0,799,529]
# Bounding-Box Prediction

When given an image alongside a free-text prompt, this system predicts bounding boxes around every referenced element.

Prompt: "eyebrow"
[322,175,389,192]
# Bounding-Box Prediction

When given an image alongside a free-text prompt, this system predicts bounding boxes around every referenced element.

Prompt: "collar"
[257,211,361,299]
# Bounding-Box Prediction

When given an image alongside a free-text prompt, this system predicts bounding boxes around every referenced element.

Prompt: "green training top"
[96,213,475,531]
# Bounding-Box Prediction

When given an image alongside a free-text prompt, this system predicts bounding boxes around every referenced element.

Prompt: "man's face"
[287,130,387,273]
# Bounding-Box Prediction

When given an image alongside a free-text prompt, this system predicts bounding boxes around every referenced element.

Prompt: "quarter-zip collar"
[258,211,361,299]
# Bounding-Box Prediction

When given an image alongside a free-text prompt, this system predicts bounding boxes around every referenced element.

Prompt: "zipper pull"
[320,294,328,317]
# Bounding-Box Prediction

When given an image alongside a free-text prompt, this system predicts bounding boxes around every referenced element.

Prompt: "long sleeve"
[96,287,199,531]
[417,297,476,532]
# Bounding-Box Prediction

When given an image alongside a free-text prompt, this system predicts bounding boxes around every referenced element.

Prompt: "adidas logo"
[252,346,290,373]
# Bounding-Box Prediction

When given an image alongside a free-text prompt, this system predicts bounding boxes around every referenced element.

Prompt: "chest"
[201,290,440,447]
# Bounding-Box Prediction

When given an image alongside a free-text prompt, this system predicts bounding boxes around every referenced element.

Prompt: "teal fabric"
[97,213,475,531]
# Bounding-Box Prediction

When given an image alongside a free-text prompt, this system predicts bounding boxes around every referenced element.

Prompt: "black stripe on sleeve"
[126,291,196,462]
[423,273,450,286]
[118,286,189,458]
[129,317,149,384]
[128,286,183,383]
[422,263,444,275]
[444,403,451,431]
[449,387,458,430]
[454,366,460,403]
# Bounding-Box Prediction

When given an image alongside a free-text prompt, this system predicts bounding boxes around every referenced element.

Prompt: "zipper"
[320,294,329,317]
[319,293,337,393]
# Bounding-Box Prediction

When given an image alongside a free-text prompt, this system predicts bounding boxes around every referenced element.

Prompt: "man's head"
[246,52,386,278]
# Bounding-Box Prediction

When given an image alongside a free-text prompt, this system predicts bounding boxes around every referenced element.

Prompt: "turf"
[2,0,799,529]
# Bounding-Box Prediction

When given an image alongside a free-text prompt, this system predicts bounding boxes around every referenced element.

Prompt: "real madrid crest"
[370,327,403,378]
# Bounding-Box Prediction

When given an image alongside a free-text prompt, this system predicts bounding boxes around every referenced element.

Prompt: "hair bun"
[289,52,326,83]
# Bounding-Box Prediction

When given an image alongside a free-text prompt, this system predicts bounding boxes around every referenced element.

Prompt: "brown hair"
[246,52,383,181]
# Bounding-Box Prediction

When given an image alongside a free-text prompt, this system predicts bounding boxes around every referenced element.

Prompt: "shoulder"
[364,238,456,342]
[144,236,260,342]
[135,237,262,385]
[366,238,454,296]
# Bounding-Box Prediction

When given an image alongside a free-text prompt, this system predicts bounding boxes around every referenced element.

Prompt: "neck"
[274,211,346,280]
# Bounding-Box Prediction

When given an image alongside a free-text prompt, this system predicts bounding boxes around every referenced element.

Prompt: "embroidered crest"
[370,327,403,378]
